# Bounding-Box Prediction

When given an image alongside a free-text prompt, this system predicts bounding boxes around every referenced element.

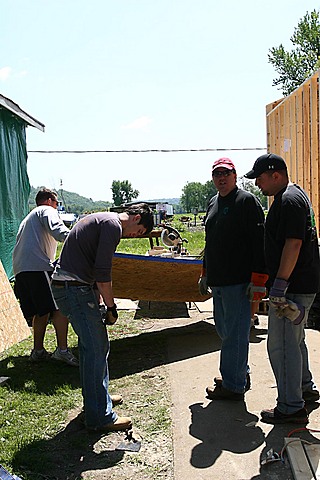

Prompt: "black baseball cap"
[245,153,287,179]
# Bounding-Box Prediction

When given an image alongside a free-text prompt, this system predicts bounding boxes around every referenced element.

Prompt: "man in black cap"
[245,153,320,424]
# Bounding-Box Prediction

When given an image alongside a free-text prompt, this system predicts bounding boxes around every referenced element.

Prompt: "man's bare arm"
[276,238,302,280]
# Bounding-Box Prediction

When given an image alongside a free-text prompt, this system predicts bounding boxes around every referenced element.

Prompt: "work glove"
[100,303,118,325]
[274,299,306,325]
[269,279,306,325]
[198,268,210,296]
[269,278,289,308]
[246,272,269,303]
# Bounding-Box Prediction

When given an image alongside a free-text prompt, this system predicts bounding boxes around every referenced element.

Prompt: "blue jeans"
[51,283,117,428]
[211,283,251,393]
[267,293,316,414]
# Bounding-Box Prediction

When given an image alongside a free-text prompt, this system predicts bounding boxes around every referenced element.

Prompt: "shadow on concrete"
[250,325,268,344]
[135,300,190,319]
[110,304,268,379]
[109,319,221,379]
[188,400,265,468]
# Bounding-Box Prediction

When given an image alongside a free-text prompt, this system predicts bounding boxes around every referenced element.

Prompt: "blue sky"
[2,0,319,202]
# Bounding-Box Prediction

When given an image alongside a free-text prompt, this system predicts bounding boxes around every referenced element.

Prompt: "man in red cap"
[199,158,267,400]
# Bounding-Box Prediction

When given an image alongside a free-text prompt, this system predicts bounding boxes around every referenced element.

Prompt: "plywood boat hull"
[112,253,212,303]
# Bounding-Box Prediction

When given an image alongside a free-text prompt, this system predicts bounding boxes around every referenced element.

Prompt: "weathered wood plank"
[285,437,316,480]
[0,260,30,353]
[267,69,320,231]
[305,443,320,479]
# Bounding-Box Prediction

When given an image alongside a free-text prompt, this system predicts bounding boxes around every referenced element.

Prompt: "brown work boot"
[214,373,251,392]
[206,384,244,401]
[87,416,132,432]
[260,407,308,425]
[78,394,124,425]
[111,394,123,406]
[302,388,320,403]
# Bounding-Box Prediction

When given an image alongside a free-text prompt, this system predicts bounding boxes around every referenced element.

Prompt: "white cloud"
[121,116,152,130]
[0,66,12,81]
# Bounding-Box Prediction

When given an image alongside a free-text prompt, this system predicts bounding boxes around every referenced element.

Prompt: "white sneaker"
[52,348,79,367]
[29,349,51,362]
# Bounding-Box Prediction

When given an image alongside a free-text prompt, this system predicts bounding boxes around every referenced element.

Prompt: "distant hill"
[145,198,180,205]
[29,187,181,215]
[29,186,112,215]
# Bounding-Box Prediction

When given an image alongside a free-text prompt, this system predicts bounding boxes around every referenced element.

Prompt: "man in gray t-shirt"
[52,203,154,433]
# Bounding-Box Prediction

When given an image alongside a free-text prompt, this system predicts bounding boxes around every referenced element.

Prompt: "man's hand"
[247,272,269,303]
[274,299,306,325]
[105,304,118,325]
[100,303,118,325]
[269,278,289,309]
[198,276,209,296]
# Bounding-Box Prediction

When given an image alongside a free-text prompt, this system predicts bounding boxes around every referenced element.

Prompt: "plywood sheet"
[112,253,212,303]
[267,69,320,231]
[0,260,30,353]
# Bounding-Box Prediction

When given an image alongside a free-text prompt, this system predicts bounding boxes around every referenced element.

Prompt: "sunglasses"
[212,170,234,178]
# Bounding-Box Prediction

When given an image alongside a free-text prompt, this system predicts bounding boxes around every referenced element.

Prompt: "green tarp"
[0,108,30,279]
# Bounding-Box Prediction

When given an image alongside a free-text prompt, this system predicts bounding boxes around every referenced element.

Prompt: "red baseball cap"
[212,158,236,172]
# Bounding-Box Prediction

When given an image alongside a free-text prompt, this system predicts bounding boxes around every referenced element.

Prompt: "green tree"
[180,181,217,213]
[111,180,139,206]
[268,9,320,95]
[238,177,268,209]
[203,180,218,209]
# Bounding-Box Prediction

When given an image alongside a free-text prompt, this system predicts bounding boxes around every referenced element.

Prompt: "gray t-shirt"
[13,205,70,275]
[54,212,122,285]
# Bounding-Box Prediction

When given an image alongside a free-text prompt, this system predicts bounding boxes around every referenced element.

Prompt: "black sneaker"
[206,384,244,401]
[302,389,320,403]
[260,406,308,425]
[214,373,251,392]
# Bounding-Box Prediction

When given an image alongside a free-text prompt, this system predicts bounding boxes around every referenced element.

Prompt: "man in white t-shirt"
[13,188,78,366]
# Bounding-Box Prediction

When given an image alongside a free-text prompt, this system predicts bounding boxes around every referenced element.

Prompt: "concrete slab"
[168,314,320,480]
[193,298,213,313]
[115,298,139,310]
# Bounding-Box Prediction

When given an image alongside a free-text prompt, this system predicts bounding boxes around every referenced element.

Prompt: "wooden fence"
[266,69,320,230]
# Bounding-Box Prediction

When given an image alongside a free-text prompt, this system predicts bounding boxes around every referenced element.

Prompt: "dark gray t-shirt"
[265,183,320,293]
[57,212,122,284]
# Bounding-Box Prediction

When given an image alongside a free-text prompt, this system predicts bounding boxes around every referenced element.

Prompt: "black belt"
[51,280,90,287]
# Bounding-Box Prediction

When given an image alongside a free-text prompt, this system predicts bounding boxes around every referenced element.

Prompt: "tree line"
[30,176,267,216]
[179,177,268,213]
